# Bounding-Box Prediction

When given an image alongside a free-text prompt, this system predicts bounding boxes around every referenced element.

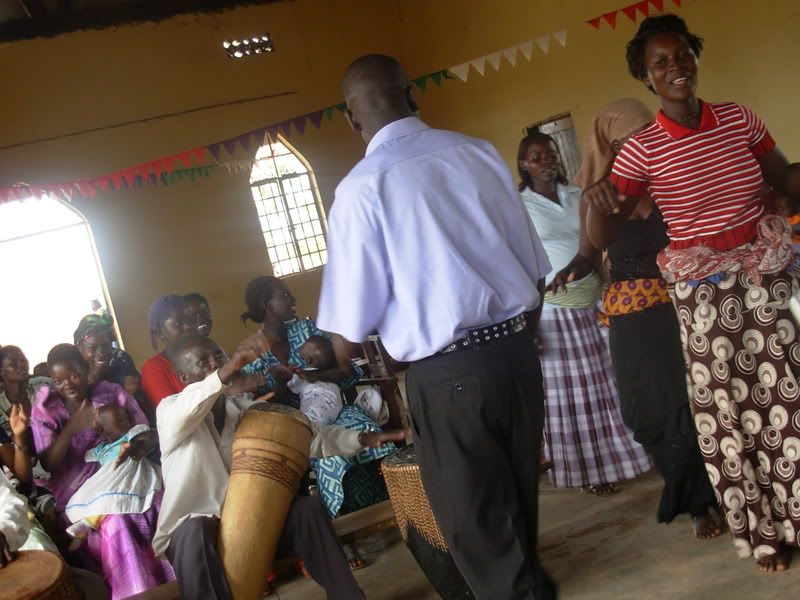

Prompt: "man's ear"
[344,108,361,134]
[177,370,189,384]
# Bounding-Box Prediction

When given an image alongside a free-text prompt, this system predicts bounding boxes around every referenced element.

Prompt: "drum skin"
[218,403,312,600]
[0,550,79,600]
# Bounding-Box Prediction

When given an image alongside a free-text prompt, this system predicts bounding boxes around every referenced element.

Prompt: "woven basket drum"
[0,550,80,600]
[382,445,475,599]
[218,403,312,600]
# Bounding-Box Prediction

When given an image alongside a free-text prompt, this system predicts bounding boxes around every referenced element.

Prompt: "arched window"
[249,136,328,277]
[0,195,116,364]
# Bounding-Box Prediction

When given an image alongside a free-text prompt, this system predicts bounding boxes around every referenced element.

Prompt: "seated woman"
[241,275,395,568]
[140,295,192,408]
[74,315,154,426]
[183,292,213,337]
[0,345,56,524]
[31,344,174,599]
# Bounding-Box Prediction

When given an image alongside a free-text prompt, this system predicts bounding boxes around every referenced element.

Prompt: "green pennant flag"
[412,76,427,92]
[323,107,336,120]
[335,102,347,113]
[430,71,444,87]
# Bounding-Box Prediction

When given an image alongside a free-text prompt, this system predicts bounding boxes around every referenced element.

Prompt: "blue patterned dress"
[242,319,394,516]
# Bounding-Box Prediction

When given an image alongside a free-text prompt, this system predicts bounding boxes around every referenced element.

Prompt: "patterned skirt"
[539,305,652,488]
[673,270,800,559]
[310,405,395,517]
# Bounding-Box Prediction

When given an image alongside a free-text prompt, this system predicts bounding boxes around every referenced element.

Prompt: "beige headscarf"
[574,98,655,190]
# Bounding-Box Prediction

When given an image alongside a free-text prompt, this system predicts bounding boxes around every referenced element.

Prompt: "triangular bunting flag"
[449,62,471,82]
[587,16,602,29]
[622,3,639,21]
[160,156,176,174]
[267,126,279,142]
[223,162,236,175]
[59,185,74,201]
[121,169,137,188]
[536,35,550,55]
[517,40,534,61]
[177,151,192,168]
[553,30,568,47]
[412,76,428,92]
[236,132,253,152]
[279,120,293,137]
[486,51,502,71]
[650,0,665,11]
[191,148,206,164]
[323,107,336,120]
[96,178,110,192]
[502,47,518,66]
[307,111,324,129]
[222,139,238,157]
[603,11,618,29]
[292,115,307,134]
[470,57,486,77]
[430,71,444,87]
[635,0,650,17]
[335,102,347,113]
[110,173,123,190]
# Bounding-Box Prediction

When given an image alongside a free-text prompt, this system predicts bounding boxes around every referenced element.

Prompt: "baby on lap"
[65,404,161,549]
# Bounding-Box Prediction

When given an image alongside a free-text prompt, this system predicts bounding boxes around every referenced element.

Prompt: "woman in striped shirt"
[585,14,800,572]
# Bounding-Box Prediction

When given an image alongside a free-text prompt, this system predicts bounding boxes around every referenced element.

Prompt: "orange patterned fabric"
[603,278,671,317]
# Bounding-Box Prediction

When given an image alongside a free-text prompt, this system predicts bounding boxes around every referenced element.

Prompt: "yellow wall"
[1,0,799,363]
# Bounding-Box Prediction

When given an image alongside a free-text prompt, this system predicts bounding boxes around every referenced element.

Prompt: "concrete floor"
[275,471,798,600]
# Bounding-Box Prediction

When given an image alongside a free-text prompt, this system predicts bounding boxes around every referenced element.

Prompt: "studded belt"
[439,314,528,354]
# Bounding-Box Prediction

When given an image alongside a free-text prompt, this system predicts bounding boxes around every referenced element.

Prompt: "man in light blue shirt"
[317,55,555,599]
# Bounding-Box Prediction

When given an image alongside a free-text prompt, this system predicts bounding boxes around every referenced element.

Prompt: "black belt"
[439,314,528,354]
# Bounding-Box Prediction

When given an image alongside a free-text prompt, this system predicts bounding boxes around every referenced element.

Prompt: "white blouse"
[520,184,583,284]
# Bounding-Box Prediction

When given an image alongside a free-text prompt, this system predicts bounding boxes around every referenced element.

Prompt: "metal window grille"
[249,137,327,277]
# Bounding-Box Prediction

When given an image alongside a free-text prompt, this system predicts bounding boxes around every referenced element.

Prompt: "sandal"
[343,543,367,570]
[582,483,619,496]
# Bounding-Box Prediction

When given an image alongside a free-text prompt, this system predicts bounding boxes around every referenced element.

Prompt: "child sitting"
[291,335,344,425]
[64,404,161,550]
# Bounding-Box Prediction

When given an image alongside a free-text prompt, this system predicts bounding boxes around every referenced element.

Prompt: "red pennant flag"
[29,186,44,198]
[602,11,618,28]
[622,3,639,21]
[177,151,192,168]
[160,156,177,174]
[191,148,206,164]
[650,0,664,11]
[96,177,110,192]
[586,16,602,29]
[77,181,96,198]
[292,116,307,134]
[110,173,123,190]
[635,0,650,17]
[59,185,74,201]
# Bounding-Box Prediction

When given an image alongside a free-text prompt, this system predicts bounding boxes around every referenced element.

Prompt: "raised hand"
[8,404,29,439]
[358,428,410,449]
[229,332,271,371]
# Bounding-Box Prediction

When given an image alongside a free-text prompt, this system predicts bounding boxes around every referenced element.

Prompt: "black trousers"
[609,304,716,522]
[166,496,363,600]
[406,333,557,600]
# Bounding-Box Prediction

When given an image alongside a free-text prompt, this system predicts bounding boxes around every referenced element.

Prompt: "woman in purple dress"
[31,344,174,599]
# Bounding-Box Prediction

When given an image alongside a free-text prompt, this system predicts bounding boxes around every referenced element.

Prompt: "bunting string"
[0,0,687,205]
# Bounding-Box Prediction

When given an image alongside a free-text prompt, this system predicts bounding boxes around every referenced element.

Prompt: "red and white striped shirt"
[611,101,775,250]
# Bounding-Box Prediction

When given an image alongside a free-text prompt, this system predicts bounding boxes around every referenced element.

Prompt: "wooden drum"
[0,551,79,600]
[218,403,313,600]
[382,445,475,600]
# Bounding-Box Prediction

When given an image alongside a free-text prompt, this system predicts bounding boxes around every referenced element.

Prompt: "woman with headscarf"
[74,315,153,425]
[576,98,720,537]
[518,131,651,495]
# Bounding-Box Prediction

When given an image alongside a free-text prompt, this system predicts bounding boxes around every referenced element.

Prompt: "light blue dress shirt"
[317,117,552,362]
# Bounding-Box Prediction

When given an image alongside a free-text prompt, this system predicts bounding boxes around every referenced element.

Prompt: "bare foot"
[582,484,618,496]
[691,508,722,539]
[757,545,793,573]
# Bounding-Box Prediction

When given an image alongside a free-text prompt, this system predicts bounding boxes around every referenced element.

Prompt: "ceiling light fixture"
[222,33,274,59]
